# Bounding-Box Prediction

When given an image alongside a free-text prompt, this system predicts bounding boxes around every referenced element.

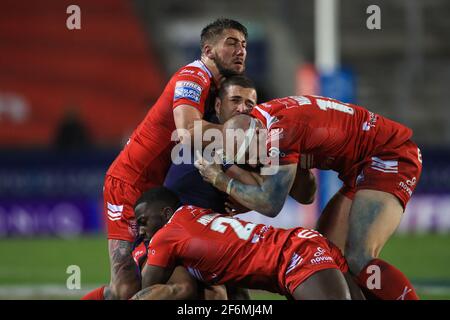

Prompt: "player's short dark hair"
[218,74,256,100]
[134,187,181,214]
[200,18,248,50]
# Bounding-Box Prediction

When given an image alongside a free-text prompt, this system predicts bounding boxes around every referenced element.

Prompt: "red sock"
[356,259,419,300]
[81,286,106,300]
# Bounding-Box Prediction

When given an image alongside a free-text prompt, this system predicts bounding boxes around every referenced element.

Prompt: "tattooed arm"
[225,164,296,217]
[195,158,297,217]
[132,283,195,300]
[107,239,141,299]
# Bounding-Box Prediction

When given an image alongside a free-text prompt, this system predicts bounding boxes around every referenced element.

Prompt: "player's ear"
[161,206,173,222]
[203,43,214,59]
[215,97,222,117]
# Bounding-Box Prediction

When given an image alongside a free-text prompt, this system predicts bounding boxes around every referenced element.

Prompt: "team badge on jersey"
[174,81,202,103]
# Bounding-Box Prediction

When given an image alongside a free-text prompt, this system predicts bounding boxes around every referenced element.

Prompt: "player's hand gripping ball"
[194,150,223,186]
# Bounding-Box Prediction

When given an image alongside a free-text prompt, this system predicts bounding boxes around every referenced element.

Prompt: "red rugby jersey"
[251,95,412,184]
[107,60,216,189]
[146,205,295,293]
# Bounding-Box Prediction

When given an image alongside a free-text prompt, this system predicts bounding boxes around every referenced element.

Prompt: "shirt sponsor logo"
[362,112,378,131]
[310,246,334,265]
[399,182,412,197]
[399,177,416,197]
[174,81,203,104]
[251,225,271,243]
[406,177,417,186]
[314,246,326,257]
[133,250,145,263]
[180,69,195,75]
[197,71,208,84]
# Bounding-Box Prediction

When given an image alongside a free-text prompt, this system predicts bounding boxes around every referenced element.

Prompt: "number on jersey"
[315,97,354,115]
[210,217,257,241]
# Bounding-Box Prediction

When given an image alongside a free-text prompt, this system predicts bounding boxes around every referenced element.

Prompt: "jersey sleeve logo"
[174,81,203,104]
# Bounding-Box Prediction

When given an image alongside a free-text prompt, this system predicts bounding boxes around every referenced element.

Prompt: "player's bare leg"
[107,239,141,300]
[345,189,419,300]
[292,269,351,300]
[343,272,366,300]
[316,191,352,252]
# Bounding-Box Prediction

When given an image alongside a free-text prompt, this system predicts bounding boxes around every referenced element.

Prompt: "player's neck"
[200,56,223,85]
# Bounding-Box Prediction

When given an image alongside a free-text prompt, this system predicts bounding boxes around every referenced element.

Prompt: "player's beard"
[213,55,245,77]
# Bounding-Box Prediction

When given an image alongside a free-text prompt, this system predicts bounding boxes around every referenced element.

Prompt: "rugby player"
[164,75,315,299]
[163,74,257,299]
[130,187,364,300]
[82,18,249,300]
[129,218,228,300]
[195,95,422,300]
[164,75,257,214]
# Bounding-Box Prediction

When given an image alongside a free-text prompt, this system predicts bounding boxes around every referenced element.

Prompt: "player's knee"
[345,236,384,274]
[345,247,373,275]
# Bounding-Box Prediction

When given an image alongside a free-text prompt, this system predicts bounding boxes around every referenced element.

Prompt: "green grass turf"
[0,235,110,285]
[0,233,449,299]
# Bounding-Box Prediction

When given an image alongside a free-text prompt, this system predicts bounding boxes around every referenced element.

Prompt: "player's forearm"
[214,171,284,217]
[174,106,222,147]
[131,283,195,300]
[181,120,222,147]
[225,165,261,185]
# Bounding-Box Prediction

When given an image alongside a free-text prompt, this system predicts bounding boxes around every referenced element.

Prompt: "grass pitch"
[0,233,449,299]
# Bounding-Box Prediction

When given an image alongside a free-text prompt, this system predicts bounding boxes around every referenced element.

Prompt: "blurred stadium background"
[0,0,449,299]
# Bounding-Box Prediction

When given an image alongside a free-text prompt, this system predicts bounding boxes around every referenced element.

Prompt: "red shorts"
[278,228,348,296]
[103,175,153,242]
[341,140,422,209]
